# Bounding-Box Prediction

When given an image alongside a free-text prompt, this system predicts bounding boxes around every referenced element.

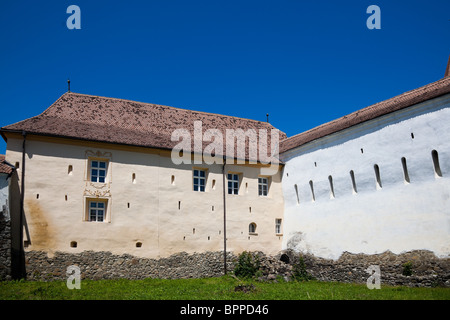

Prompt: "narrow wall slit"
[401,157,410,183]
[294,184,299,205]
[374,164,382,189]
[350,170,357,194]
[309,180,315,202]
[328,175,335,199]
[432,150,442,177]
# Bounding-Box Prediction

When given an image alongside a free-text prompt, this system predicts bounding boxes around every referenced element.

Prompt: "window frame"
[89,159,108,183]
[227,173,240,195]
[249,222,257,234]
[258,176,269,197]
[275,218,282,235]
[86,199,108,222]
[193,169,207,192]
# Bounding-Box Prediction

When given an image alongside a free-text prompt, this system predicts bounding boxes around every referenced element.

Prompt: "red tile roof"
[1,93,286,162]
[280,76,450,154]
[0,155,14,175]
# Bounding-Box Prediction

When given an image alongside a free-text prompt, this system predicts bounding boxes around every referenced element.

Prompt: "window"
[275,219,282,234]
[249,222,257,234]
[88,200,106,222]
[258,177,269,196]
[193,169,206,192]
[228,173,239,195]
[294,184,299,205]
[90,160,107,183]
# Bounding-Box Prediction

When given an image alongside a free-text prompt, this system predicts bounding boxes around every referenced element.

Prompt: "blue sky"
[0,0,449,154]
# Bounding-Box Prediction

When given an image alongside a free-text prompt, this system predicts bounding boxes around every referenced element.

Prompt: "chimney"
[445,55,450,78]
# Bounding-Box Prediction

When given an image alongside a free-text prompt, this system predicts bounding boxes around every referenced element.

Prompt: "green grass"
[0,276,449,300]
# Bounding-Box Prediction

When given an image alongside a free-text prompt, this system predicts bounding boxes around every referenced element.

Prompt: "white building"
[280,75,450,260]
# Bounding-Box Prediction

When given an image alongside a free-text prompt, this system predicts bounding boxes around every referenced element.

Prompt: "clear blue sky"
[1,0,449,154]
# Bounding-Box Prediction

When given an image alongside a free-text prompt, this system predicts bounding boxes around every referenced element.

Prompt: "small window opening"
[193,228,196,234]
[212,205,214,211]
[207,236,210,240]
[374,164,382,189]
[171,175,175,185]
[127,202,130,208]
[249,223,257,234]
[132,173,136,184]
[411,132,415,139]
[361,148,364,154]
[65,195,68,201]
[136,242,142,248]
[350,170,357,194]
[70,241,77,248]
[432,150,442,177]
[309,180,315,202]
[249,206,252,213]
[178,201,181,210]
[212,179,216,190]
[294,184,299,205]
[328,175,335,199]
[275,218,282,234]
[314,162,317,167]
[68,165,73,175]
[401,157,410,183]
[36,194,39,199]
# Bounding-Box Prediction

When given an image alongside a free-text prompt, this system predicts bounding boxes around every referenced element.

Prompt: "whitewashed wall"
[281,93,450,260]
[0,174,9,219]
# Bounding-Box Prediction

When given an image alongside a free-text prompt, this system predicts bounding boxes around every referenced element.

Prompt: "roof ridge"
[66,92,275,126]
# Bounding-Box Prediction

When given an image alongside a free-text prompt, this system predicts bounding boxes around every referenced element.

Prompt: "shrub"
[292,255,314,281]
[402,261,413,276]
[234,251,261,279]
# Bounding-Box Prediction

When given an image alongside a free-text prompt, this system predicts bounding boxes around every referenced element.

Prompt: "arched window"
[249,223,257,234]
[432,150,442,177]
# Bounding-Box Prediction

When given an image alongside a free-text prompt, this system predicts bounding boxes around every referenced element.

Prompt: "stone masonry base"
[21,249,450,287]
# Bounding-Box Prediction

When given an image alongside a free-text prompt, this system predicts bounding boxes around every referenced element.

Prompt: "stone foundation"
[0,213,11,281]
[281,249,450,287]
[25,250,235,281]
[20,249,450,287]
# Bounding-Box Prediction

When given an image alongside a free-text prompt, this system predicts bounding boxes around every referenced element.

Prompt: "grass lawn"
[1,276,449,300]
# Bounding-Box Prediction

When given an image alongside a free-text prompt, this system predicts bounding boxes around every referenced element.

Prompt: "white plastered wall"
[4,136,284,258]
[281,93,450,260]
